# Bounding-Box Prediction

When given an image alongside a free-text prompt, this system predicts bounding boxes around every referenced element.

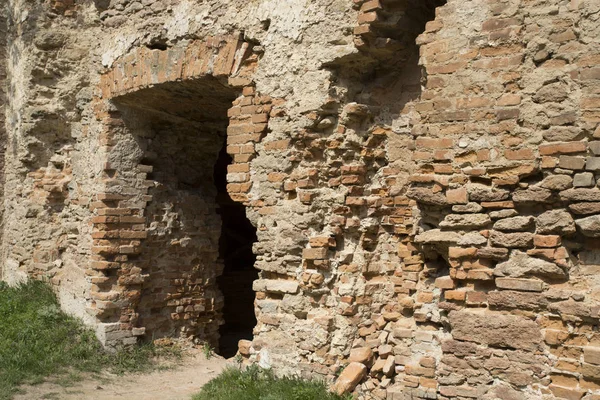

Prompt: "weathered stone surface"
[494,251,566,280]
[253,279,299,294]
[448,310,542,350]
[539,174,573,191]
[547,300,594,320]
[569,202,600,215]
[457,232,488,246]
[575,215,600,237]
[493,216,534,232]
[407,188,448,206]
[512,187,553,204]
[439,214,492,229]
[333,362,367,395]
[584,347,600,365]
[586,157,600,171]
[489,231,533,248]
[573,172,595,187]
[467,185,510,202]
[489,209,519,219]
[414,229,461,245]
[477,247,509,260]
[495,278,544,292]
[560,188,600,202]
[349,347,373,365]
[536,210,576,235]
[452,202,483,213]
[382,356,395,377]
[487,290,548,310]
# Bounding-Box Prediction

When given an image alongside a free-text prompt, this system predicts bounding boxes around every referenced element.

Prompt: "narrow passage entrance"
[113,77,258,355]
[214,144,258,358]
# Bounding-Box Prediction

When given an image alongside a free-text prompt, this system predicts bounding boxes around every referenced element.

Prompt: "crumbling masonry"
[2,0,600,399]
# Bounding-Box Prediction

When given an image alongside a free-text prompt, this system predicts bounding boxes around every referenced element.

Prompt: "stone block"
[349,347,373,365]
[333,362,366,395]
[587,157,600,171]
[576,215,600,237]
[584,347,600,365]
[302,248,328,260]
[494,251,566,279]
[489,231,533,248]
[559,155,586,170]
[573,172,595,187]
[448,310,542,350]
[495,277,544,292]
[493,216,534,232]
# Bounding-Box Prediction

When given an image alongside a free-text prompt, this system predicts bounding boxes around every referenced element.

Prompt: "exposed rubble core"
[2,0,600,399]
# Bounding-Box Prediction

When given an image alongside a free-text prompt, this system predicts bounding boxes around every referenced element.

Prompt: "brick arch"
[89,35,273,348]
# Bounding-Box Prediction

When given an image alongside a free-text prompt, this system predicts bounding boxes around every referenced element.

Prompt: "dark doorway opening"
[112,77,258,353]
[214,142,258,358]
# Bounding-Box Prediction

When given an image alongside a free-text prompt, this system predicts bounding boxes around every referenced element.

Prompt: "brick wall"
[4,0,600,399]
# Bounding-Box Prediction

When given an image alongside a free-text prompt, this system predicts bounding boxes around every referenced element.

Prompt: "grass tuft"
[0,280,173,399]
[193,364,352,400]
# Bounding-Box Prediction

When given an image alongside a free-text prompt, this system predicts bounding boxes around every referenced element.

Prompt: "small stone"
[587,157,600,171]
[495,277,544,292]
[382,356,396,377]
[457,232,488,246]
[378,344,393,358]
[452,202,483,213]
[539,174,573,190]
[334,362,367,395]
[349,347,373,365]
[415,229,461,245]
[490,209,519,219]
[590,141,600,155]
[477,247,509,260]
[536,210,576,235]
[446,188,468,204]
[569,202,600,215]
[317,116,336,129]
[494,251,566,280]
[407,188,448,206]
[585,347,600,365]
[371,357,386,373]
[573,172,595,187]
[490,231,533,248]
[512,187,553,204]
[559,155,586,170]
[238,340,252,356]
[575,215,600,237]
[560,188,600,202]
[493,216,534,232]
[467,185,510,202]
[439,214,492,229]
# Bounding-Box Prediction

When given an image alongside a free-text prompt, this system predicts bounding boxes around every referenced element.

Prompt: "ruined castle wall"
[2,0,600,399]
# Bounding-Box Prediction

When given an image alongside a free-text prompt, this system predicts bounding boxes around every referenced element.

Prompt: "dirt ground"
[14,351,230,400]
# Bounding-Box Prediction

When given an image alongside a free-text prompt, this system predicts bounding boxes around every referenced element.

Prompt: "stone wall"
[2,0,600,399]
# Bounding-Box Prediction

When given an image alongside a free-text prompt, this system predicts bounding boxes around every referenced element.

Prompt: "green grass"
[0,280,174,400]
[193,365,352,400]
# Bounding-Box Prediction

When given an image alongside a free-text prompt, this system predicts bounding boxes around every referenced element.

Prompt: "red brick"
[415,138,454,149]
[534,235,561,248]
[539,142,587,155]
[505,148,534,160]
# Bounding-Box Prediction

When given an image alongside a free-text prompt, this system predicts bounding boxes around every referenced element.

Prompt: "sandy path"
[14,353,230,400]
